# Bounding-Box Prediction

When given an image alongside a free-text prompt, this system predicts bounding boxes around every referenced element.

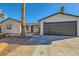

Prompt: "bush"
[0,34,11,38]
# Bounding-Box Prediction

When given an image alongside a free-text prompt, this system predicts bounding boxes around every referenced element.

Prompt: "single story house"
[39,7,79,36]
[1,6,79,36]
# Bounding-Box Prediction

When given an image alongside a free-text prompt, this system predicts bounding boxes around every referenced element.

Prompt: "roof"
[27,22,40,26]
[38,12,79,22]
[0,18,21,23]
[0,18,38,26]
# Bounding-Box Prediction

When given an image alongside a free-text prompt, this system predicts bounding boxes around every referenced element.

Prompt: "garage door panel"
[43,21,77,36]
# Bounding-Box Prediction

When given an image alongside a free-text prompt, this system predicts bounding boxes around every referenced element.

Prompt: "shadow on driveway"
[0,35,75,45]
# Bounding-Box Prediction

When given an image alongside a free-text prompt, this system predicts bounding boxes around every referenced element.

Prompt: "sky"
[0,3,79,23]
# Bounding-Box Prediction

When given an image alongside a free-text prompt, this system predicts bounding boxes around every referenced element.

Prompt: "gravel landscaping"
[0,36,32,45]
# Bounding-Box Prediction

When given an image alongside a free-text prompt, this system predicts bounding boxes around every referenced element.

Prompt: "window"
[6,24,12,30]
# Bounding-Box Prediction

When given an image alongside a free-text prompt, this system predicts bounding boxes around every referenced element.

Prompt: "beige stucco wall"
[40,14,79,36]
[1,19,21,34]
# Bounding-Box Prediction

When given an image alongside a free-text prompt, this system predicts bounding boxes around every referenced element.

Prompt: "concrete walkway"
[0,36,79,56]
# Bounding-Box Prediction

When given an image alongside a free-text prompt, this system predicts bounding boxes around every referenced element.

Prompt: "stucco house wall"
[1,19,21,34]
[40,13,79,36]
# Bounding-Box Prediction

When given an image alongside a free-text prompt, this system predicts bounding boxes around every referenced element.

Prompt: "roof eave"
[38,12,79,22]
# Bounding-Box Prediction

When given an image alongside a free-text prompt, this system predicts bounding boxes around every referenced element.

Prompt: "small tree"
[61,6,64,13]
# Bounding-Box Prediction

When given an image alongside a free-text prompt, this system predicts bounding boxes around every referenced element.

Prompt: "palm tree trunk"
[21,3,26,36]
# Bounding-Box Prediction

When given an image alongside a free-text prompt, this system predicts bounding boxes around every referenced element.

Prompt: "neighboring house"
[39,7,79,36]
[0,18,21,35]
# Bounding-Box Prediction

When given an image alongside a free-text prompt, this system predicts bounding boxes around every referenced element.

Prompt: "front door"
[0,26,1,33]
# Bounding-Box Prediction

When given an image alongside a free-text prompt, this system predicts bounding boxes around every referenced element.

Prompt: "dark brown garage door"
[43,21,77,36]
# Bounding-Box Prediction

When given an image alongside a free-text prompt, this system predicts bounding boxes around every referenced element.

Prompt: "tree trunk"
[21,3,26,36]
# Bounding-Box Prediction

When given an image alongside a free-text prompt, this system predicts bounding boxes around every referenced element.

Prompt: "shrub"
[0,34,11,38]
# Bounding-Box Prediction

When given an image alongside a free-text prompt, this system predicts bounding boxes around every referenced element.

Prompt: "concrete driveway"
[0,35,79,56]
[23,35,73,45]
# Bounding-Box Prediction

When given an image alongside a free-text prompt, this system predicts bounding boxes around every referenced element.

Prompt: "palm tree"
[0,13,5,34]
[0,13,4,18]
[21,3,26,36]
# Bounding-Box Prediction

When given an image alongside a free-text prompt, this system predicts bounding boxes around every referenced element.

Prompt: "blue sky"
[0,3,79,23]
